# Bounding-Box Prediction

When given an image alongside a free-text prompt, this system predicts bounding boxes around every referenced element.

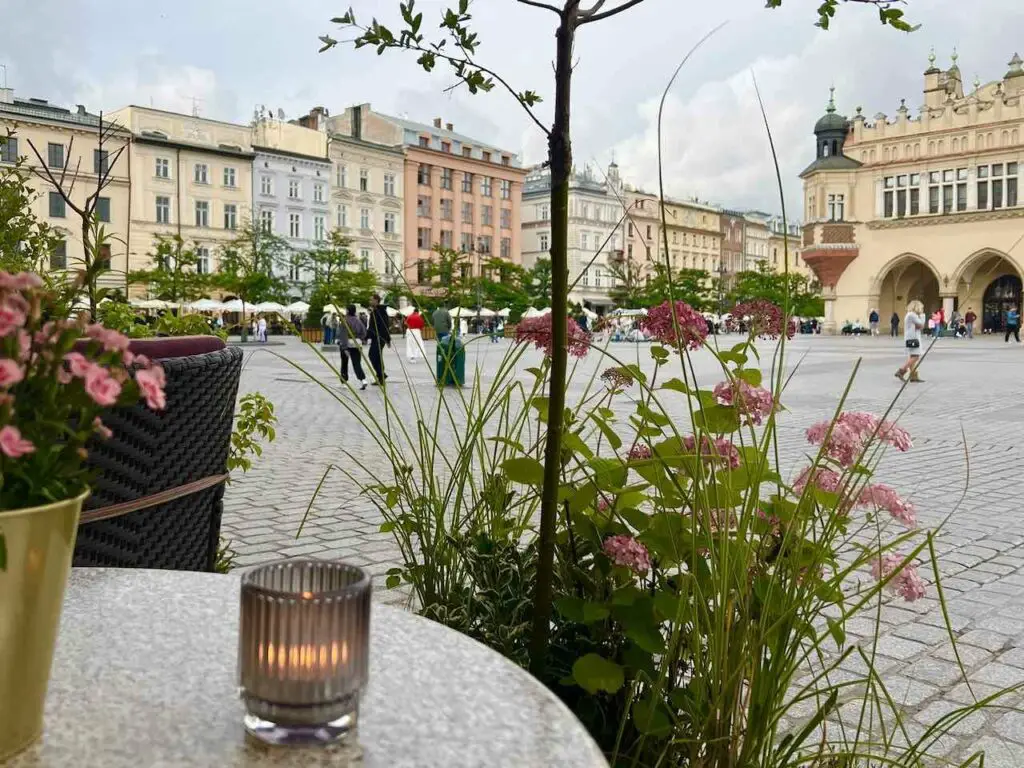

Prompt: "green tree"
[322,0,915,675]
[304,229,356,288]
[607,249,647,309]
[475,257,530,319]
[729,261,824,317]
[129,234,210,303]
[0,140,61,276]
[422,246,472,308]
[215,220,290,339]
[524,256,553,309]
[641,264,713,310]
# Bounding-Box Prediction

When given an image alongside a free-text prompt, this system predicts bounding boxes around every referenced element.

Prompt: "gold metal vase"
[0,492,85,761]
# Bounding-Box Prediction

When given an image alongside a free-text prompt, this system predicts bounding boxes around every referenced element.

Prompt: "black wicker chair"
[74,340,243,571]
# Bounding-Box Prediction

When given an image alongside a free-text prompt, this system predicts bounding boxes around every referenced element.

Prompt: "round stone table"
[11,568,607,768]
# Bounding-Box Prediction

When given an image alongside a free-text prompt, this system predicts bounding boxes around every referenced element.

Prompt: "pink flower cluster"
[0,425,34,458]
[602,534,651,575]
[600,366,634,390]
[806,411,912,468]
[682,434,741,469]
[514,315,590,358]
[731,299,794,340]
[872,552,926,602]
[794,467,916,527]
[637,300,708,351]
[627,443,652,460]
[713,379,776,426]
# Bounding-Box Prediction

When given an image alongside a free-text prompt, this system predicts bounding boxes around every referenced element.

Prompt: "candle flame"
[255,640,349,677]
[301,591,314,599]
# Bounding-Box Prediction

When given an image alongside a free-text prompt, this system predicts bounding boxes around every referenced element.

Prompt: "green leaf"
[589,458,628,491]
[572,653,625,695]
[502,457,545,486]
[694,405,741,434]
[620,505,651,534]
[636,404,670,427]
[583,602,610,623]
[591,415,622,451]
[650,345,669,363]
[379,521,395,533]
[385,574,401,589]
[562,431,594,459]
[826,617,846,649]
[568,482,598,514]
[530,396,550,422]
[661,377,690,394]
[737,367,762,387]
[554,596,585,622]
[653,588,690,623]
[632,695,672,736]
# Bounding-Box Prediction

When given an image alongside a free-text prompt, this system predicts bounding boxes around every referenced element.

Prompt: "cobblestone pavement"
[225,333,1024,764]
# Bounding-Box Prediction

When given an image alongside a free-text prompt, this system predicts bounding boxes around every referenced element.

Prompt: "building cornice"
[253,144,329,165]
[328,134,406,157]
[134,134,255,159]
[866,207,1024,230]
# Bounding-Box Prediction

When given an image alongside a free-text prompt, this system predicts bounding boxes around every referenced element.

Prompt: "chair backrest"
[75,341,243,571]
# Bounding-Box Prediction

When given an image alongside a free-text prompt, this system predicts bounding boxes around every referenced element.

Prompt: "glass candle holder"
[239,559,371,747]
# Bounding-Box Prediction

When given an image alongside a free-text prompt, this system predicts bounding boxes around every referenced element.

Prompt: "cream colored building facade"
[108,106,254,287]
[800,53,1024,332]
[0,88,130,291]
[626,189,723,279]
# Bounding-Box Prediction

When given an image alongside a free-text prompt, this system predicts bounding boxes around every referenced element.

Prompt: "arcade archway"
[953,250,1023,333]
[876,255,941,326]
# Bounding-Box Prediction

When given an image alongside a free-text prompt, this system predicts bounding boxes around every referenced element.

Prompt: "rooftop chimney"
[445,122,453,131]
[433,117,442,128]
[351,105,363,140]
[76,105,87,115]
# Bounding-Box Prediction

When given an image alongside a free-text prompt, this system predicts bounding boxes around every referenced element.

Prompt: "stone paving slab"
[224,333,1024,761]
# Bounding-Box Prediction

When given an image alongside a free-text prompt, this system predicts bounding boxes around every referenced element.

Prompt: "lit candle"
[239,560,370,747]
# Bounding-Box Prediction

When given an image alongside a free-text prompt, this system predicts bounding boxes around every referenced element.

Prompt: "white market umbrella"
[498,307,512,318]
[538,306,552,315]
[322,304,341,315]
[449,307,472,318]
[581,307,598,319]
[221,299,248,313]
[189,298,225,312]
[284,301,311,315]
[254,301,287,313]
[522,307,542,319]
[476,308,496,317]
[137,298,171,310]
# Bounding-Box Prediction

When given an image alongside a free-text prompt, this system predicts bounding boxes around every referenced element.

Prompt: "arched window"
[1002,130,1010,146]
[905,143,912,158]
[937,140,944,154]
[952,138,959,152]
[913,143,920,158]
[862,151,868,162]
[822,142,830,157]
[928,140,935,155]
[883,147,890,161]
[831,139,838,155]
[987,132,994,148]
[870,149,876,162]
[976,132,984,149]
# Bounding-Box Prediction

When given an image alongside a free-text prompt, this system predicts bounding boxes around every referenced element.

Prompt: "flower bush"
[0,271,166,511]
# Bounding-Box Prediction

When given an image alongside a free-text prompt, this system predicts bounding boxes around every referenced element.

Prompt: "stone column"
[942,294,955,319]
[823,286,837,335]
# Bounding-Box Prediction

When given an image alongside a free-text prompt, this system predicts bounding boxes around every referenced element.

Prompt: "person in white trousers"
[405,308,426,361]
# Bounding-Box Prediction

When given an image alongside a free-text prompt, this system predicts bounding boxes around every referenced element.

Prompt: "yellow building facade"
[0,88,130,292]
[107,106,254,288]
[800,53,1024,332]
[626,190,723,274]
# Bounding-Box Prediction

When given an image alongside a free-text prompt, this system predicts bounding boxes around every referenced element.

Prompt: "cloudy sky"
[2,0,1021,216]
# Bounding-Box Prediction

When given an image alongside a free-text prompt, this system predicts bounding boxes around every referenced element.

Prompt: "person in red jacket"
[405,308,426,362]
[964,307,977,338]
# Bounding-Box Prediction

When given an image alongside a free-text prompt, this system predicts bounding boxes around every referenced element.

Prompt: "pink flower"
[93,417,113,440]
[806,412,912,468]
[602,534,651,575]
[85,324,130,353]
[872,553,926,602]
[83,367,122,406]
[627,443,652,460]
[858,483,916,528]
[682,435,741,469]
[713,379,776,426]
[596,495,612,513]
[0,359,24,389]
[0,272,43,290]
[135,365,167,410]
[0,425,35,458]
[637,300,707,350]
[57,368,73,384]
[730,299,793,340]
[16,330,31,361]
[64,352,94,379]
[0,300,26,338]
[600,367,634,390]
[793,466,856,515]
[514,315,590,358]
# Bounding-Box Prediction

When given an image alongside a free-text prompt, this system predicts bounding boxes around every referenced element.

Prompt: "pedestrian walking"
[895,300,926,383]
[432,303,452,343]
[322,311,333,345]
[405,308,426,361]
[1006,305,1021,343]
[964,307,977,338]
[250,316,258,340]
[367,293,391,385]
[336,305,368,390]
[869,308,880,336]
[257,315,268,343]
[890,311,899,337]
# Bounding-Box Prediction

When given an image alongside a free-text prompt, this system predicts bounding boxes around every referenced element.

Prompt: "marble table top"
[11,568,608,768]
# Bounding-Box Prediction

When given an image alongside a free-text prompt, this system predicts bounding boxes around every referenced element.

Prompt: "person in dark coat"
[336,304,368,391]
[890,312,900,337]
[367,293,392,385]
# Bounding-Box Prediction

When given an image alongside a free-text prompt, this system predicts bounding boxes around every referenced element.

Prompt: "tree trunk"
[528,1,577,677]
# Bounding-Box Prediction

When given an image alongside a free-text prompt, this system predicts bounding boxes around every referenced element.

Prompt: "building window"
[440,198,453,220]
[313,183,325,203]
[155,157,169,178]
[0,137,17,163]
[48,191,66,218]
[94,196,111,223]
[359,169,369,192]
[479,235,492,255]
[384,212,397,233]
[977,163,1018,210]
[223,167,236,187]
[827,193,844,221]
[481,177,492,197]
[482,151,492,163]
[384,251,398,275]
[436,167,452,191]
[462,172,473,193]
[47,143,64,168]
[418,136,430,148]
[460,233,473,253]
[360,208,370,229]
[417,164,431,185]
[359,249,370,271]
[441,141,451,153]
[440,229,454,249]
[338,165,347,188]
[417,260,429,282]
[260,175,273,195]
[94,150,109,175]
[417,227,432,249]
[314,215,326,241]
[500,237,511,258]
[500,179,511,200]
[384,173,396,196]
[155,195,170,224]
[462,146,472,158]
[288,255,301,282]
[337,205,347,228]
[539,233,549,252]
[196,247,210,275]
[194,200,209,227]
[194,163,208,184]
[501,155,510,167]
[462,202,473,224]
[289,213,301,238]
[539,204,549,221]
[260,209,274,232]
[500,208,511,229]
[482,205,493,226]
[289,180,300,199]
[417,196,431,217]
[50,240,67,270]
[581,233,589,250]
[219,203,235,230]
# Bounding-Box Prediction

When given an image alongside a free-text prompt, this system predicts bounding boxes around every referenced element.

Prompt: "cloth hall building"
[799,52,1024,333]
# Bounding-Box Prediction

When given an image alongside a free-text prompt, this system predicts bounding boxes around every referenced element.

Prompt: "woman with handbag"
[896,300,926,383]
